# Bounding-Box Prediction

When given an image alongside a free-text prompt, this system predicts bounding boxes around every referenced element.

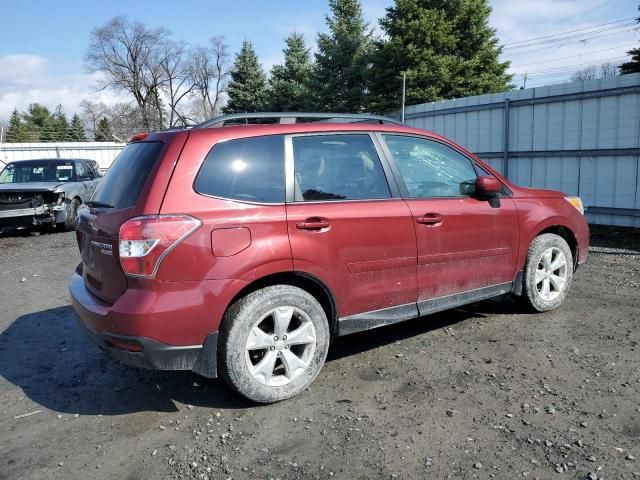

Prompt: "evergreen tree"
[22,103,51,140]
[268,33,313,111]
[5,109,29,143]
[223,40,268,114]
[95,117,113,142]
[24,103,51,130]
[620,5,640,75]
[51,104,70,141]
[369,0,512,113]
[312,0,372,112]
[620,48,640,74]
[69,114,87,141]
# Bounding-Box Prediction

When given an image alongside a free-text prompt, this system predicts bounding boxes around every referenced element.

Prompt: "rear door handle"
[417,213,443,225]
[296,219,331,230]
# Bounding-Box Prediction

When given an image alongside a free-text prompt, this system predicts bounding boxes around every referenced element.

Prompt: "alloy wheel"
[244,306,317,387]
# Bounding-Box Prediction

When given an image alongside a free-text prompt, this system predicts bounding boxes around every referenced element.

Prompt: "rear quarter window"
[195,135,285,203]
[91,141,163,210]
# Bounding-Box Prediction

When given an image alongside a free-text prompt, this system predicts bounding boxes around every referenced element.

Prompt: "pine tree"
[24,103,51,130]
[51,104,70,141]
[620,5,640,75]
[268,33,313,111]
[369,0,512,113]
[69,114,87,141]
[620,48,640,74]
[23,103,51,141]
[5,109,29,143]
[223,40,268,114]
[312,0,372,112]
[95,117,113,142]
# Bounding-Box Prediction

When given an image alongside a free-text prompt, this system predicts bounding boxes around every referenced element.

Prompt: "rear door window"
[195,135,285,203]
[292,134,390,201]
[91,141,164,209]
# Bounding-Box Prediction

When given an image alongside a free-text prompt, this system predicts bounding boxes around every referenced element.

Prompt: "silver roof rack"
[194,112,402,128]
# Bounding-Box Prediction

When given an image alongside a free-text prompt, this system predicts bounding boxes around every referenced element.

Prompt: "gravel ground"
[0,226,638,480]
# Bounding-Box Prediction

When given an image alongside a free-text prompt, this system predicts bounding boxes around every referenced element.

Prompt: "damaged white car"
[0,158,102,233]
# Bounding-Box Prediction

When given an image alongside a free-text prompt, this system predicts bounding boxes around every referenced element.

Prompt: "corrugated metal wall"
[404,73,640,227]
[0,142,125,170]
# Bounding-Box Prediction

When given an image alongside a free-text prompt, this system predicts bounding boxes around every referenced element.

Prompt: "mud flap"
[191,332,219,378]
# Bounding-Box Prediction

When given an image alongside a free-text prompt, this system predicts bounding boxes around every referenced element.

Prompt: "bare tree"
[571,62,619,82]
[85,16,169,130]
[599,62,619,79]
[79,100,109,139]
[105,102,146,141]
[158,39,197,127]
[189,36,230,120]
[571,65,598,82]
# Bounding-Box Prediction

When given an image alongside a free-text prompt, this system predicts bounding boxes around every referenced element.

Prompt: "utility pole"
[401,72,406,123]
[521,73,528,90]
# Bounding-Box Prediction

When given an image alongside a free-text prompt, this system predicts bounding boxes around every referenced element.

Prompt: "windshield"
[0,160,76,184]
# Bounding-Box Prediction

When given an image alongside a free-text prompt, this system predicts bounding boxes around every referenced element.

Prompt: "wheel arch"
[532,224,579,269]
[223,271,339,337]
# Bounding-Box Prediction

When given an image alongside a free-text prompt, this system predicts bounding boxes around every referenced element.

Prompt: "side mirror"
[475,176,501,198]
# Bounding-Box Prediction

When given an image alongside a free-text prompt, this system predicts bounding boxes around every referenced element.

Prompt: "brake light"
[127,132,148,143]
[119,215,201,277]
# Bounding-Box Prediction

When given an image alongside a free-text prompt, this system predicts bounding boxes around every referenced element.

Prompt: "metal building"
[404,72,640,227]
[0,142,124,171]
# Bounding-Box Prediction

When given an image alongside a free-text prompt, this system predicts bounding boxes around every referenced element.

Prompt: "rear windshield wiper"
[85,200,114,208]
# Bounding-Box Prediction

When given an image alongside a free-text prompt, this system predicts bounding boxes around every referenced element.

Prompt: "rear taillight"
[119,215,201,277]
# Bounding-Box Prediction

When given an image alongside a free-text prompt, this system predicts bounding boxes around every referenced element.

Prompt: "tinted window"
[195,135,285,203]
[383,135,477,198]
[293,134,390,201]
[92,141,163,210]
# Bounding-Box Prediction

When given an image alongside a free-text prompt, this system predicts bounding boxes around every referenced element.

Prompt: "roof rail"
[194,112,402,128]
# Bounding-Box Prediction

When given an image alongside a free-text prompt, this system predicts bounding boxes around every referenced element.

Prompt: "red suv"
[70,113,589,403]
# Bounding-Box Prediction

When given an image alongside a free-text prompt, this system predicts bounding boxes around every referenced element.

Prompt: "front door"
[285,133,418,325]
[378,134,519,313]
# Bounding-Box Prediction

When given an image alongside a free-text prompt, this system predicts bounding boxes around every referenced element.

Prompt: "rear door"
[75,136,186,304]
[378,134,519,310]
[285,133,418,321]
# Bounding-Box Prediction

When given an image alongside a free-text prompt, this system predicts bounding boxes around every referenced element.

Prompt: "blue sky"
[0,0,638,119]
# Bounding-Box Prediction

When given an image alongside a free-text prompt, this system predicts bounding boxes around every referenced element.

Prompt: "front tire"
[522,233,573,312]
[219,285,330,404]
[63,198,81,231]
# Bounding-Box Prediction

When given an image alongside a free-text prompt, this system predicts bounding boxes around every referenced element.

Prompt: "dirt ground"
[0,226,639,480]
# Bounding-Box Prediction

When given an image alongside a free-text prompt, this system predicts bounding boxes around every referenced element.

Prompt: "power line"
[518,56,628,77]
[512,44,636,69]
[502,17,637,47]
[504,22,638,51]
[505,27,639,56]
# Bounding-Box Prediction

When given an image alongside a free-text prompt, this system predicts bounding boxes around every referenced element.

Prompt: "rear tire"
[522,233,573,312]
[219,285,330,404]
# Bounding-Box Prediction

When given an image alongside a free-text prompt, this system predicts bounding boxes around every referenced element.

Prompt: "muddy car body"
[69,113,589,403]
[0,159,101,232]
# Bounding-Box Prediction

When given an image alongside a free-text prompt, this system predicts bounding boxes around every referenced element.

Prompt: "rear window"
[195,135,285,203]
[91,141,163,210]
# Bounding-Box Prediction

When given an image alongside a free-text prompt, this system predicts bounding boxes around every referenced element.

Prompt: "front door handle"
[417,213,443,225]
[296,218,330,230]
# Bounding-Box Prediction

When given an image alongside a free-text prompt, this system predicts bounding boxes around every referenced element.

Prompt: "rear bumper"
[69,272,221,377]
